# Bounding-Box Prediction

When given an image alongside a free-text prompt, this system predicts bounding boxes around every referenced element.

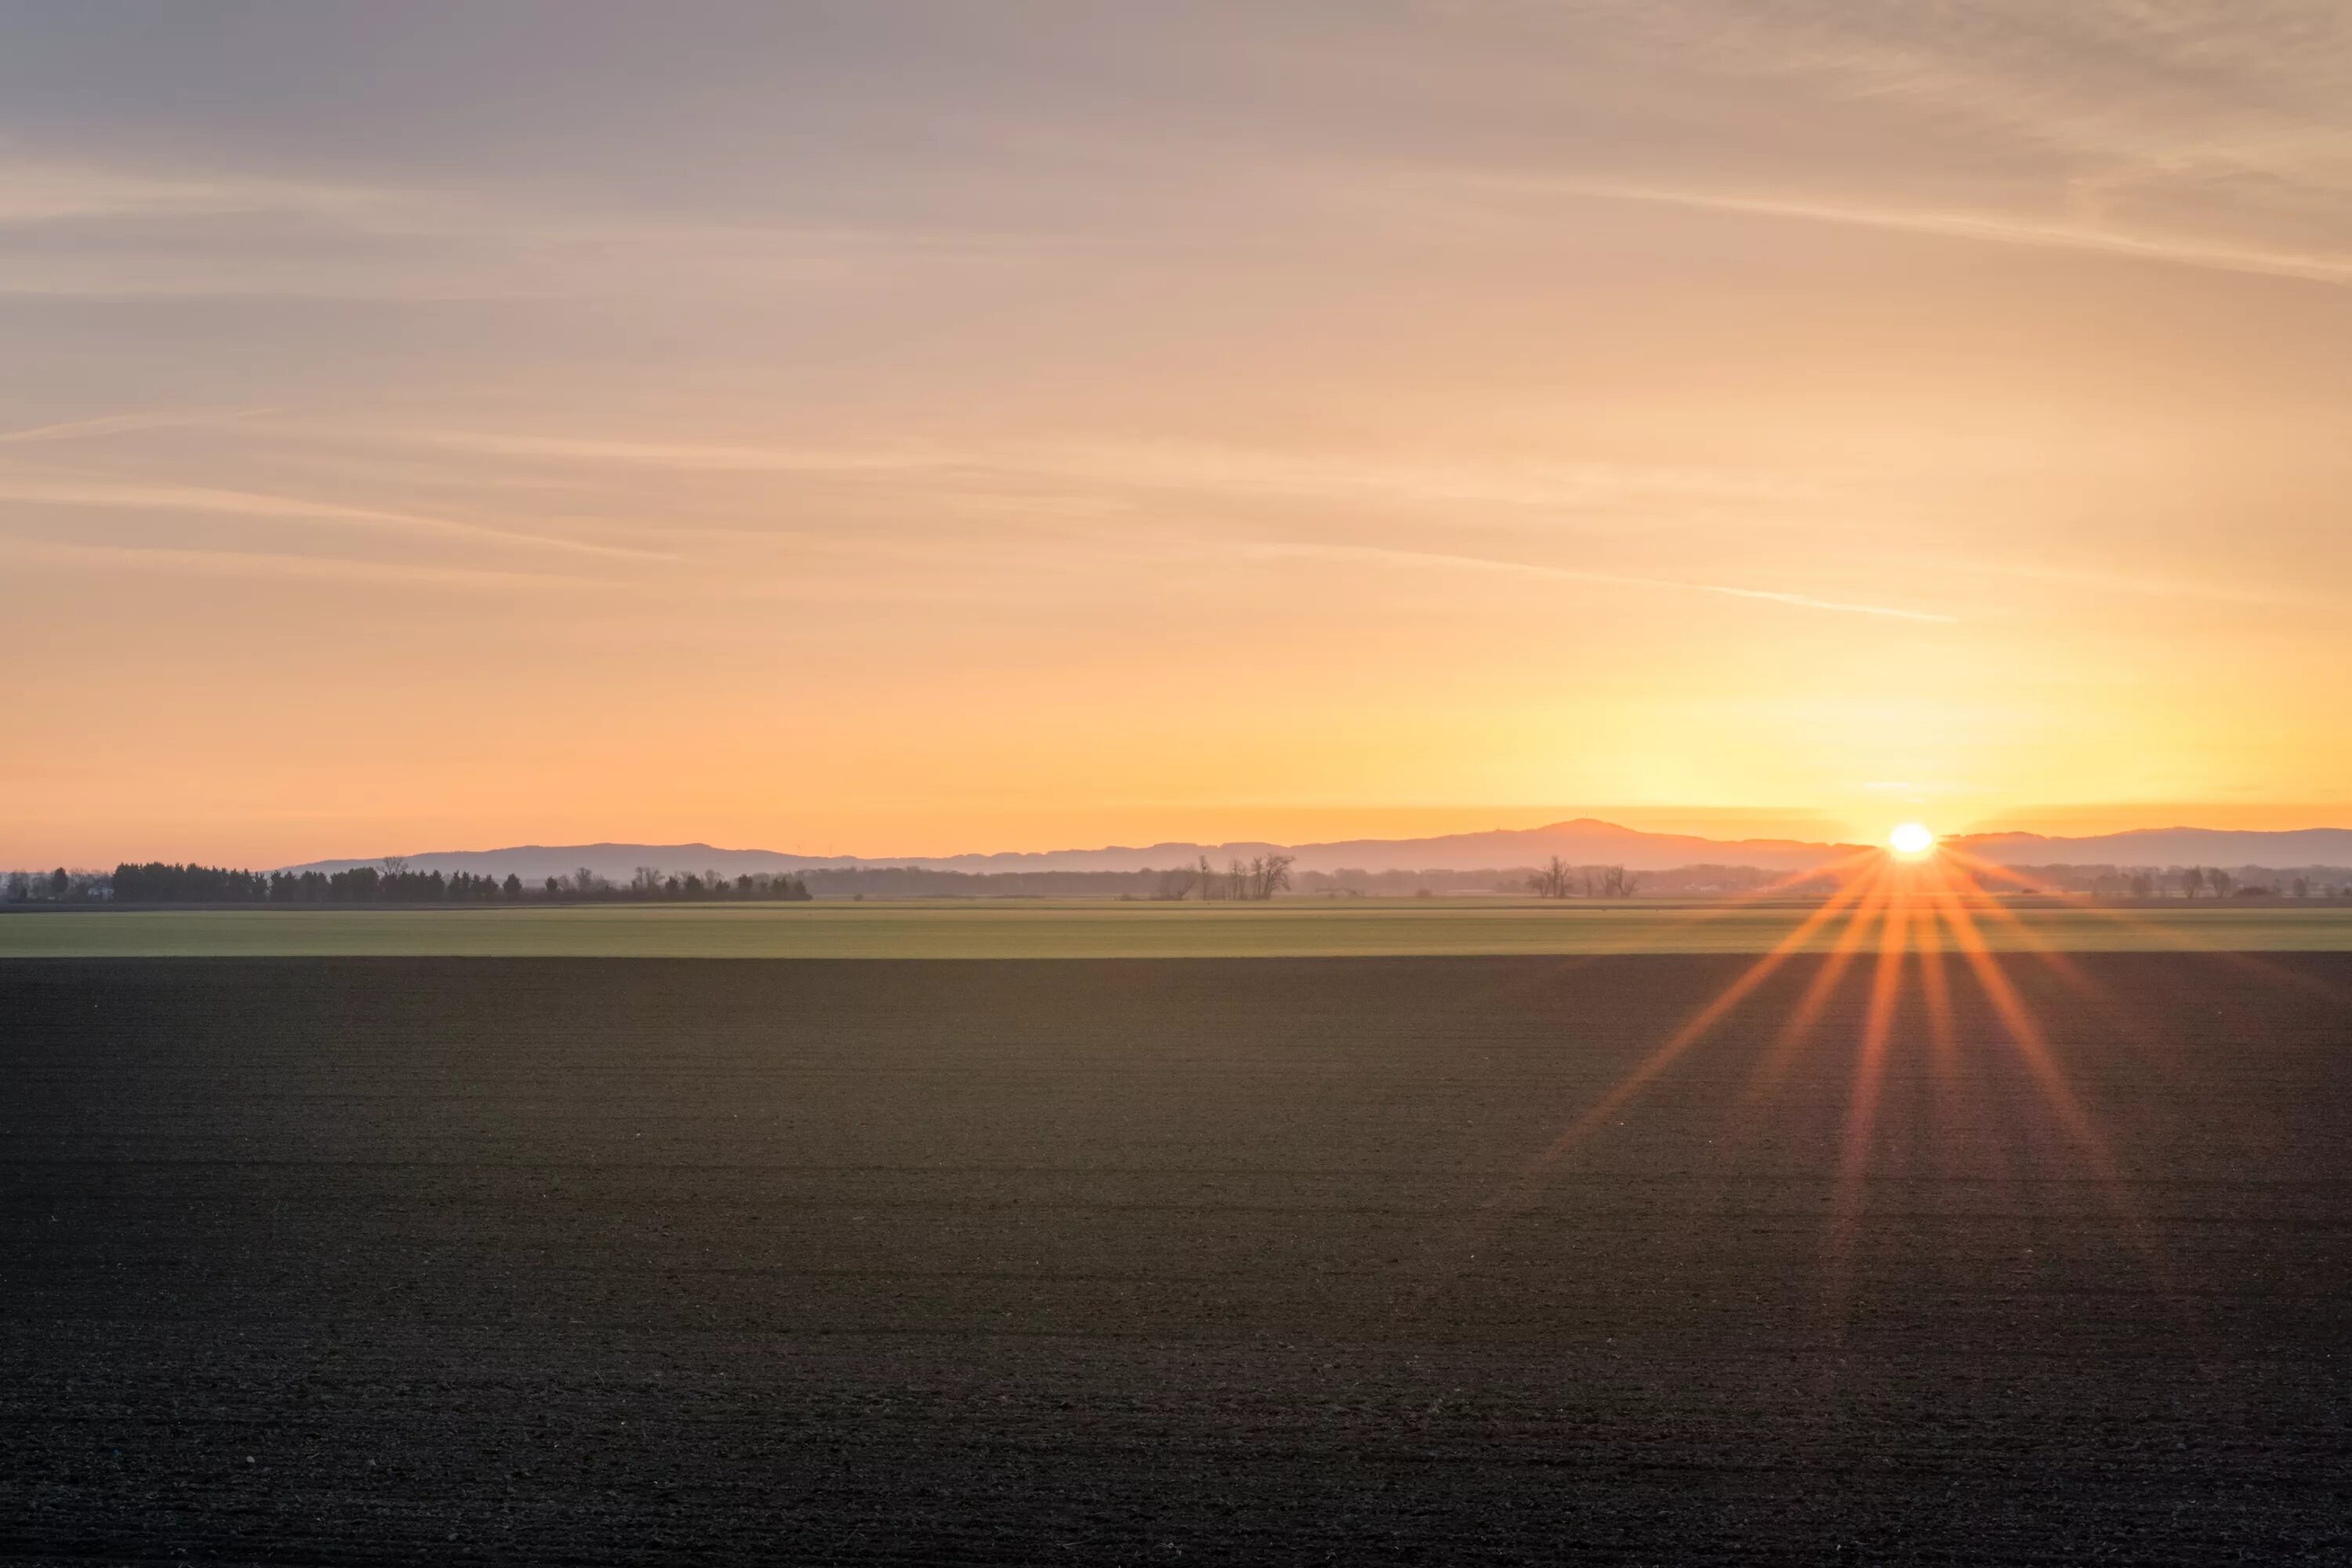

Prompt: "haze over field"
[5,3,2352,869]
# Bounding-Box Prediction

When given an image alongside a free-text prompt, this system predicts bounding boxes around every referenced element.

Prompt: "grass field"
[5,895,2352,956]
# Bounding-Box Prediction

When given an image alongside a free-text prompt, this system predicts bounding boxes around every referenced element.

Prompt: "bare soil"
[5,956,2349,1563]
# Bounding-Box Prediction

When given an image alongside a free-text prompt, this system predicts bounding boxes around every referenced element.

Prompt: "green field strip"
[7,898,2352,958]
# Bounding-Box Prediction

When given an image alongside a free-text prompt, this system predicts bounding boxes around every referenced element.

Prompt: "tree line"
[1523,858,1643,899]
[19,857,2352,906]
[1152,855,1295,901]
[86,862,812,904]
[2,868,96,902]
[800,866,1157,898]
[2009,864,2352,899]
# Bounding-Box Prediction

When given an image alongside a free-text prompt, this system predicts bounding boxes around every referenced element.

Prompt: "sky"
[5,2,2351,867]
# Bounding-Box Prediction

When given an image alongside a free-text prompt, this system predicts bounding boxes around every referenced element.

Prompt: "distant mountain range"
[278,820,2352,880]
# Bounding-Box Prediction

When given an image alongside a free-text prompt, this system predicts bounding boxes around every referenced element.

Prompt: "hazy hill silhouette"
[1952,826,2352,868]
[278,820,2352,881]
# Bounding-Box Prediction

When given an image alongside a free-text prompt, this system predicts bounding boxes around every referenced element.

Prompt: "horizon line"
[241,818,2352,873]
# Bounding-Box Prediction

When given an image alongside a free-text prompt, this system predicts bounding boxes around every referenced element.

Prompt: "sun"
[1887,822,1937,858]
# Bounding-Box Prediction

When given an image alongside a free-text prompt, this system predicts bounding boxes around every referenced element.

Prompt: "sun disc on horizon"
[1888,822,1936,858]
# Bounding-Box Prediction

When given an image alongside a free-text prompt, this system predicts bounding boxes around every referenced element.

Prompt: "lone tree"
[1529,855,1573,899]
[1247,854,1295,901]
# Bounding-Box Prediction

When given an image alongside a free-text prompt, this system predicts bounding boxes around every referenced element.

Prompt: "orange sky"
[5,5,2351,867]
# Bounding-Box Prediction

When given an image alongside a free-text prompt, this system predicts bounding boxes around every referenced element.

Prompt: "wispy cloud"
[1526,0,2352,285]
[401,430,960,475]
[1035,440,1819,516]
[0,474,672,561]
[1509,176,2352,289]
[393,427,1815,525]
[0,535,606,593]
[1250,542,1957,624]
[0,408,278,445]
[0,151,1047,300]
[0,159,408,227]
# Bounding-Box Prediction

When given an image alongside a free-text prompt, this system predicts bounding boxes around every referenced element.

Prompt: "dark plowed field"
[6,956,2350,1563]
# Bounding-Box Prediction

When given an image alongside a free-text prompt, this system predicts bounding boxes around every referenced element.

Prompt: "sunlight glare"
[1888,822,1936,858]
